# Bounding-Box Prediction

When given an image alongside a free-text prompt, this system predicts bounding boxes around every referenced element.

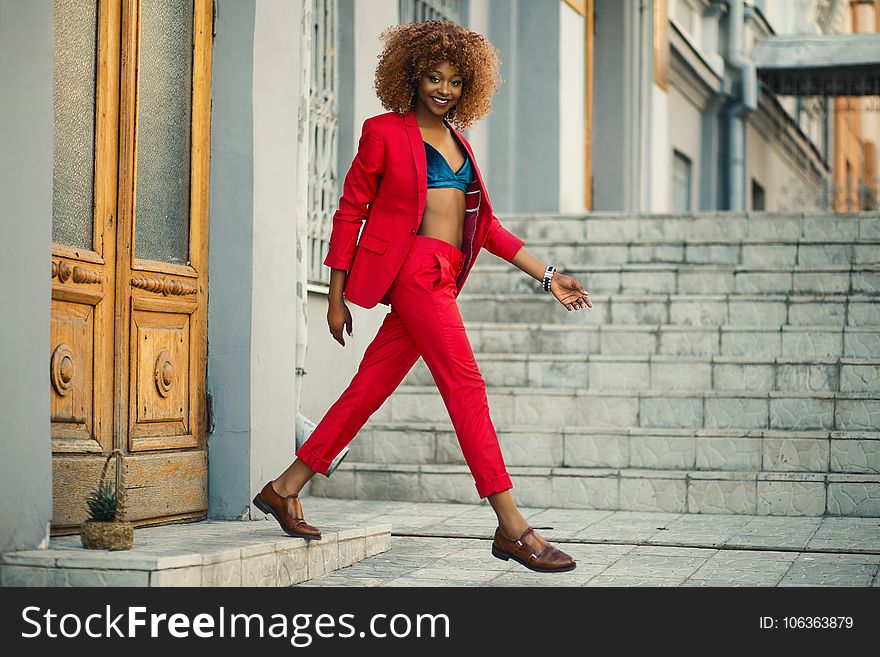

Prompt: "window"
[399,0,464,24]
[308,0,340,284]
[751,179,765,211]
[672,150,692,212]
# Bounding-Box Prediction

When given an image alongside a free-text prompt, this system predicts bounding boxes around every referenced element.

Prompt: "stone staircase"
[309,212,880,516]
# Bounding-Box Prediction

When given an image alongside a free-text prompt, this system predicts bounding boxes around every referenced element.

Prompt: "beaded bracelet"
[542,265,556,292]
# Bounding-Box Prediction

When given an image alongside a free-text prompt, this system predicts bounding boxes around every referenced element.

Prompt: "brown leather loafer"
[253,481,322,540]
[491,526,576,573]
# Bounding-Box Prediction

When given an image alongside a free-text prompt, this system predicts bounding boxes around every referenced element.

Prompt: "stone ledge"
[393,384,864,399]
[364,422,880,444]
[312,463,880,517]
[324,461,880,481]
[458,292,879,303]
[473,262,880,274]
[440,352,879,366]
[0,520,391,587]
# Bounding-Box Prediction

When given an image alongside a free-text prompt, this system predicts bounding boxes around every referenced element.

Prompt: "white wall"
[650,82,671,211]
[668,85,702,212]
[249,0,304,494]
[748,122,820,211]
[760,0,822,36]
[0,0,53,552]
[559,1,586,212]
[353,0,399,139]
[300,296,387,424]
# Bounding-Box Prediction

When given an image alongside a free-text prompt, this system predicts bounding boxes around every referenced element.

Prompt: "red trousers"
[297,235,513,498]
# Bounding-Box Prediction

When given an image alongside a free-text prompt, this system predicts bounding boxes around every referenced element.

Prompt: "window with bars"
[307,0,340,284]
[399,0,464,23]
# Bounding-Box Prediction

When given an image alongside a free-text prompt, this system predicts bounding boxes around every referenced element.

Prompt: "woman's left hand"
[550,272,592,311]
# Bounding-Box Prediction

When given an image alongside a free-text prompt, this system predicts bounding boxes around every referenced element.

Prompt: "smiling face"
[413,61,464,118]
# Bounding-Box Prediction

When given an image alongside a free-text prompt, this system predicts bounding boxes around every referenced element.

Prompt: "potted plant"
[80,449,133,550]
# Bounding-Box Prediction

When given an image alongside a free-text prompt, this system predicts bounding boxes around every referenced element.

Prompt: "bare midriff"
[417,187,466,250]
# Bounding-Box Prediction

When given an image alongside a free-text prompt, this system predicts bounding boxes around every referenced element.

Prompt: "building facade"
[3,0,878,553]
[304,0,880,436]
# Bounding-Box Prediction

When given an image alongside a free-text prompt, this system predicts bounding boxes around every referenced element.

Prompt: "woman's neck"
[413,104,448,132]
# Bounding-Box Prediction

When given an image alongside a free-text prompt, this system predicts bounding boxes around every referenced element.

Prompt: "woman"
[253,20,591,574]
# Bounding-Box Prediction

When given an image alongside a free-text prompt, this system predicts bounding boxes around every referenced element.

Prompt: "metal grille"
[400,0,463,23]
[307,0,339,284]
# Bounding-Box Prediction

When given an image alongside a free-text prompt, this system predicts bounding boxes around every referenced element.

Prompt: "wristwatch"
[542,265,556,292]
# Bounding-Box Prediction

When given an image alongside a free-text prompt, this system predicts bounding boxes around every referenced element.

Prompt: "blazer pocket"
[357,231,388,254]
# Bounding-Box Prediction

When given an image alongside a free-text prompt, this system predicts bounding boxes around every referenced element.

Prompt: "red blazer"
[323,108,526,309]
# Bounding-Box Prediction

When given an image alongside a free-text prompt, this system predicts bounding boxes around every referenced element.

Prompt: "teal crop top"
[424,132,473,192]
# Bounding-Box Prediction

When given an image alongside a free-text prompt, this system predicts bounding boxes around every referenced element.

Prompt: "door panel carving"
[130,310,192,443]
[50,303,94,438]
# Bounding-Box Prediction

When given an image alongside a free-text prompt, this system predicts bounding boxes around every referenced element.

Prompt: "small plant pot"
[80,519,134,551]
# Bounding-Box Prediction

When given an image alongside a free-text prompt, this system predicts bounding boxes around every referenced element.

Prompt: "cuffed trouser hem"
[295,443,333,476]
[475,472,513,499]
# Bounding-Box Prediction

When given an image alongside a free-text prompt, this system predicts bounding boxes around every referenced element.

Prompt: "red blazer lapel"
[403,109,428,223]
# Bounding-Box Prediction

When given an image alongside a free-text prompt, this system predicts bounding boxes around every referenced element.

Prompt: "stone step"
[373,385,880,432]
[456,292,880,327]
[466,263,880,296]
[346,421,880,475]
[402,352,880,393]
[308,461,880,517]
[0,520,391,587]
[479,238,880,267]
[496,211,880,244]
[462,323,880,359]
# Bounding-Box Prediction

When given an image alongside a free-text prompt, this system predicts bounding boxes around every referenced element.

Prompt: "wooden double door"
[50,0,213,533]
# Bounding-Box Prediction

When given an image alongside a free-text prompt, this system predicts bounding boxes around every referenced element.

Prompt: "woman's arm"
[323,120,386,272]
[484,212,591,312]
[324,118,385,346]
[511,246,591,312]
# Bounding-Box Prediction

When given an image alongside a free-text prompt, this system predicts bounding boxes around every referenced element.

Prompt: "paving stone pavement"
[294,497,880,587]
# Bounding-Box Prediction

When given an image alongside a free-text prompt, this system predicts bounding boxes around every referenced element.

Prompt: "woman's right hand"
[327,297,353,346]
[550,272,591,311]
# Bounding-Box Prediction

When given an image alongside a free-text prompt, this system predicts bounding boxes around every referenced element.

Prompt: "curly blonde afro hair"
[373,20,503,131]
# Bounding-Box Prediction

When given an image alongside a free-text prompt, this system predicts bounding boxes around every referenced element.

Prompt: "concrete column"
[649,81,670,212]
[207,0,306,519]
[487,0,560,214]
[466,0,492,172]
[336,0,356,192]
[637,0,653,211]
[852,0,880,205]
[559,1,587,213]
[593,0,643,211]
[700,95,725,210]
[207,0,255,519]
